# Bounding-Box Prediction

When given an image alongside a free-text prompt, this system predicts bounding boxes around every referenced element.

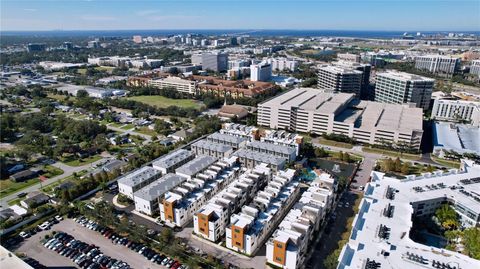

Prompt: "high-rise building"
[337,53,361,63]
[431,98,480,126]
[201,39,208,47]
[250,63,272,82]
[62,42,73,50]
[470,60,480,78]
[132,35,142,44]
[230,37,238,46]
[317,65,363,96]
[333,61,372,99]
[374,71,434,110]
[87,40,100,49]
[199,52,228,72]
[414,55,460,77]
[27,43,46,52]
[268,58,298,72]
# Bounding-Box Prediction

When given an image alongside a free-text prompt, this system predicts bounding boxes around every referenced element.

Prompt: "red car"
[171,261,181,269]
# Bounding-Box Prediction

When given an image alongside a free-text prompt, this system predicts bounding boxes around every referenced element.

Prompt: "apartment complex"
[191,75,277,99]
[374,70,434,110]
[233,149,286,172]
[251,63,273,82]
[470,60,480,77]
[193,164,272,242]
[148,76,197,94]
[190,140,234,159]
[267,58,299,72]
[175,155,218,179]
[431,98,480,126]
[245,141,297,162]
[152,149,195,174]
[337,159,480,269]
[266,172,336,269]
[260,130,303,156]
[258,88,424,149]
[317,65,363,96]
[117,167,162,199]
[226,169,300,255]
[133,173,186,216]
[414,55,460,77]
[205,132,249,150]
[337,53,361,63]
[159,157,239,227]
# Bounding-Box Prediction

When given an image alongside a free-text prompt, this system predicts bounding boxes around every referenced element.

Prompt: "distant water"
[1,29,479,39]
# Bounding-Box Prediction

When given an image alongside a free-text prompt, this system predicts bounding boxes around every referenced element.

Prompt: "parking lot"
[14,218,168,269]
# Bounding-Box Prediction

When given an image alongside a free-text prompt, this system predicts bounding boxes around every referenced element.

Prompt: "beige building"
[317,65,363,96]
[148,76,197,94]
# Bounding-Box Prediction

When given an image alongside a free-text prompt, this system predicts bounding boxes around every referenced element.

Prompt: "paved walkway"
[0,158,108,208]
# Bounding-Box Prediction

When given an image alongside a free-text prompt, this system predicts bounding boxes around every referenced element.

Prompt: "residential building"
[337,159,480,269]
[233,149,286,172]
[245,141,297,162]
[206,132,249,150]
[159,157,239,227]
[337,53,361,63]
[433,122,480,157]
[414,55,460,77]
[193,164,272,242]
[258,88,424,149]
[118,166,162,199]
[133,173,186,216]
[470,60,480,77]
[218,105,249,119]
[268,58,299,72]
[226,169,300,255]
[191,75,277,99]
[266,173,335,269]
[317,65,363,96]
[175,155,218,179]
[190,140,234,159]
[148,76,197,94]
[20,191,50,209]
[260,130,303,156]
[374,70,434,110]
[220,123,259,141]
[431,98,480,125]
[152,149,195,174]
[251,63,272,82]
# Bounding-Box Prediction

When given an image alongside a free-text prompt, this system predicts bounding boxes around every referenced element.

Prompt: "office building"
[333,61,372,99]
[266,173,335,269]
[152,149,195,174]
[175,155,218,179]
[132,35,142,44]
[190,140,234,159]
[133,173,186,216]
[317,65,363,96]
[194,52,228,72]
[258,88,424,149]
[414,55,460,77]
[159,157,239,227]
[148,76,197,94]
[226,169,300,255]
[118,167,162,199]
[193,164,272,242]
[337,159,480,269]
[431,98,480,125]
[27,43,46,52]
[433,122,480,157]
[251,63,272,82]
[87,40,100,49]
[374,70,434,110]
[470,60,480,77]
[337,53,361,63]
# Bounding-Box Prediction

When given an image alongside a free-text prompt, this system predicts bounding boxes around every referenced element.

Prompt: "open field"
[62,155,102,167]
[127,95,204,109]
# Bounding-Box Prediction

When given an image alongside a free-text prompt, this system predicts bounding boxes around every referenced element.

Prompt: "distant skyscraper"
[250,63,272,82]
[62,42,73,50]
[201,52,228,72]
[87,40,100,49]
[27,43,46,52]
[230,37,238,46]
[374,70,434,110]
[133,35,142,44]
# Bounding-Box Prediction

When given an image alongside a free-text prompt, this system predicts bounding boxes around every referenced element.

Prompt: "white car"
[55,215,63,221]
[19,231,29,238]
[38,222,50,230]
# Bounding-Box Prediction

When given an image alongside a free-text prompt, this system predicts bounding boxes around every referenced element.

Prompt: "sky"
[1,0,479,31]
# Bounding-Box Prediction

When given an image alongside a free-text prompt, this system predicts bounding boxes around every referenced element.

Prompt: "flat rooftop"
[133,173,186,201]
[176,155,217,176]
[192,140,233,153]
[247,141,296,156]
[207,132,248,144]
[433,122,480,153]
[152,149,194,169]
[117,166,160,187]
[318,65,363,75]
[233,149,286,166]
[376,70,435,82]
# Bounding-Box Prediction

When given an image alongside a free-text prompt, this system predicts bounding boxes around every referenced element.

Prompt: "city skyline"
[1,0,479,31]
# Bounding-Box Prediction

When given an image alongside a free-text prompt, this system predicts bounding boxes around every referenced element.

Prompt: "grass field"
[431,155,461,168]
[363,147,421,160]
[120,124,135,130]
[135,127,158,137]
[0,165,64,199]
[317,138,354,149]
[127,95,204,109]
[63,155,102,167]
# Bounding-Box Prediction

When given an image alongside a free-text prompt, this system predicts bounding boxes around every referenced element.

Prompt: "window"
[276,257,282,262]
[276,243,283,249]
[235,242,241,247]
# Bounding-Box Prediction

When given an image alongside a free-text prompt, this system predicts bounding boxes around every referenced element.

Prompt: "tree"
[315,147,329,158]
[400,162,411,174]
[342,152,351,163]
[394,157,402,172]
[435,204,459,230]
[76,89,89,98]
[463,227,480,260]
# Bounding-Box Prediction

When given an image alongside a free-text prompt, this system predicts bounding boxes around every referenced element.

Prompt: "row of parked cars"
[75,216,189,269]
[18,215,64,239]
[43,231,131,269]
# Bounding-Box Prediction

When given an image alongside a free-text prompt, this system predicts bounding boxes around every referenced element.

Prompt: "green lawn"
[121,124,135,130]
[0,165,64,199]
[7,197,22,206]
[41,170,88,194]
[127,95,204,109]
[431,155,461,168]
[63,155,102,167]
[317,137,354,149]
[363,147,421,160]
[135,127,158,137]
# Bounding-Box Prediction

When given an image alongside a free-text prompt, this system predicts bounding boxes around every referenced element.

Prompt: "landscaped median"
[430,155,461,169]
[363,146,421,160]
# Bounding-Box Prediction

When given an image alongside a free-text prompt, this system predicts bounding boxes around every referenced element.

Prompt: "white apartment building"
[317,65,363,96]
[337,53,361,63]
[431,98,480,126]
[152,149,195,174]
[337,159,480,269]
[251,63,272,82]
[175,155,218,180]
[219,123,258,141]
[159,157,239,227]
[148,76,197,94]
[266,181,334,269]
[226,169,300,256]
[118,166,162,199]
[470,60,480,77]
[133,173,186,216]
[260,130,304,156]
[267,58,299,72]
[258,88,424,149]
[374,70,434,110]
[245,141,297,162]
[206,132,249,150]
[414,55,460,77]
[190,140,234,159]
[193,164,272,242]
